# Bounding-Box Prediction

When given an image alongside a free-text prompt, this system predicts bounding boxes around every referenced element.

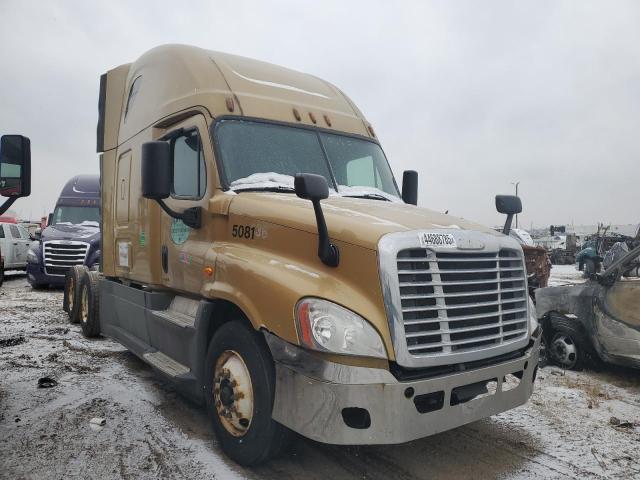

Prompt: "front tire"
[205,321,291,466]
[548,314,592,370]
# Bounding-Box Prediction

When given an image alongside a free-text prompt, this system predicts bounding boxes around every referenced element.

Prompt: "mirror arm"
[155,199,201,229]
[502,213,514,235]
[311,199,339,267]
[0,196,17,217]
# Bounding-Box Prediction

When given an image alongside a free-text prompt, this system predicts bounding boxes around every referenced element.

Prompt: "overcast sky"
[1,0,638,229]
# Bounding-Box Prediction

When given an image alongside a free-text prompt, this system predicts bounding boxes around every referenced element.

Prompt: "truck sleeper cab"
[27,175,101,288]
[93,45,540,465]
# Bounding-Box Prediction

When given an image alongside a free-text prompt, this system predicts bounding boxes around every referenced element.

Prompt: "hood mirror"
[295,173,339,267]
[401,170,418,205]
[495,195,522,235]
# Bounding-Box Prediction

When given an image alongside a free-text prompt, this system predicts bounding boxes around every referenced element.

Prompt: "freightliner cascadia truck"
[73,44,541,465]
[27,175,100,288]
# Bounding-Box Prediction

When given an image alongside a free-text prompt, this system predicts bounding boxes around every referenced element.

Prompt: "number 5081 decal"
[231,224,268,240]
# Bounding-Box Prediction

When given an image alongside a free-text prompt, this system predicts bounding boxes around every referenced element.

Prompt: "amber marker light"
[203,266,214,277]
[292,108,301,121]
[323,114,332,127]
[225,97,235,112]
[308,112,317,124]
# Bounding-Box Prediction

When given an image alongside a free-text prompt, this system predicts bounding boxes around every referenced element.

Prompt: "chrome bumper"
[265,330,541,445]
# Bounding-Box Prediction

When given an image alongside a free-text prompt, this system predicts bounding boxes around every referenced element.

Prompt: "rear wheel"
[63,265,86,323]
[205,321,291,466]
[79,270,101,338]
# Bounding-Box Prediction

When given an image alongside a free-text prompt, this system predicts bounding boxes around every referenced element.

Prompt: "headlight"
[295,298,386,359]
[528,296,539,336]
[27,249,38,263]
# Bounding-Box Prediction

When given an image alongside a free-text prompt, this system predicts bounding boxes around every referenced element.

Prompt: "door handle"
[161,245,168,274]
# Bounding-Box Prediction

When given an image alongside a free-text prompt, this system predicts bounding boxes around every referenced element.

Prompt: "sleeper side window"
[124,76,141,121]
[171,130,206,199]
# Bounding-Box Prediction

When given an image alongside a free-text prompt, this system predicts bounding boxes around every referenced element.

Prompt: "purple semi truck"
[27,175,100,288]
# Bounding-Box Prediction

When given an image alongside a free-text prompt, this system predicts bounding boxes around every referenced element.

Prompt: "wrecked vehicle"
[536,244,640,370]
[70,45,541,466]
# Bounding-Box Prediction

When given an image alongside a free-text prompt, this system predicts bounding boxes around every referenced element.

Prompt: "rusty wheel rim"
[213,350,254,437]
[80,285,89,324]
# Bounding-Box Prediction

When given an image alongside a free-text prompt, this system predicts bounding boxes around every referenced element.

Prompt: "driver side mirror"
[0,135,31,198]
[141,141,171,200]
[140,140,201,229]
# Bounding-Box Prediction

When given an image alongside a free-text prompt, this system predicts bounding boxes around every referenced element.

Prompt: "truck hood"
[41,223,100,244]
[229,192,502,250]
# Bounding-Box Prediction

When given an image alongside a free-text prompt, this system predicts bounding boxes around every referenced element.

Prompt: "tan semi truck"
[77,44,541,465]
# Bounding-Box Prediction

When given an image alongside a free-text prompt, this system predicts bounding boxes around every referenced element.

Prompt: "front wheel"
[205,321,291,466]
[548,315,592,370]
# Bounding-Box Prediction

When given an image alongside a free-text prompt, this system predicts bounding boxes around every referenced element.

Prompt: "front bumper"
[26,263,65,286]
[265,329,541,445]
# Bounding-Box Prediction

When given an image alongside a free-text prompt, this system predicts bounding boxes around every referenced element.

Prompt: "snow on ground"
[548,264,586,287]
[1,271,640,479]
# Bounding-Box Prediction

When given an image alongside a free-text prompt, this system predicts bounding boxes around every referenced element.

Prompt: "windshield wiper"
[232,186,296,194]
[343,193,391,201]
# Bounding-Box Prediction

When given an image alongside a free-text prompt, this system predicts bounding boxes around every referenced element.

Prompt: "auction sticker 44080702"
[419,232,457,249]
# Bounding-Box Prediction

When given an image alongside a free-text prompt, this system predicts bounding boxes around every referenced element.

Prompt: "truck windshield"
[216,120,400,200]
[51,206,100,225]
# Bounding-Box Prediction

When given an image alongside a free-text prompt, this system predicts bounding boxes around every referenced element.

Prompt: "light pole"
[511,181,520,229]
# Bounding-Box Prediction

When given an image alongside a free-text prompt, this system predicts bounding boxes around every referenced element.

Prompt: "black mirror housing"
[294,173,329,200]
[0,135,31,198]
[402,170,418,205]
[496,195,523,235]
[495,195,522,215]
[141,141,171,199]
[294,173,339,267]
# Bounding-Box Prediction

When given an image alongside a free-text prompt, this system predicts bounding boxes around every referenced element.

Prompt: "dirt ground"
[1,267,639,479]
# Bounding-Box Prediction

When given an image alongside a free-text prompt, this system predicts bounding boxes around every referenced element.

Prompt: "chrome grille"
[396,249,528,357]
[43,241,89,276]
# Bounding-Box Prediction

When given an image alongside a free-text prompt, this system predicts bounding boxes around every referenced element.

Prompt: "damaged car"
[536,244,640,370]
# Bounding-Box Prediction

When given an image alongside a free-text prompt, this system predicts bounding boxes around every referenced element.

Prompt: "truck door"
[8,224,26,267]
[157,115,213,294]
[0,224,11,267]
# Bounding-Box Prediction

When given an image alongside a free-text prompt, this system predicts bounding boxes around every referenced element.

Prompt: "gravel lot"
[1,267,639,479]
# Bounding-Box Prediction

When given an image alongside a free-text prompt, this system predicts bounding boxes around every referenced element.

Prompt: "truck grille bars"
[378,231,531,368]
[396,249,528,356]
[43,241,89,276]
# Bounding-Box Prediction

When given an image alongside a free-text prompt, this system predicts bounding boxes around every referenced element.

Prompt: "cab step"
[143,351,190,377]
[152,296,198,328]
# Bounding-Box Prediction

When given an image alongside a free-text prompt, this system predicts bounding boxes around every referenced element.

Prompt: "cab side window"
[172,130,206,199]
[0,225,5,238]
[18,225,30,239]
[9,225,20,238]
